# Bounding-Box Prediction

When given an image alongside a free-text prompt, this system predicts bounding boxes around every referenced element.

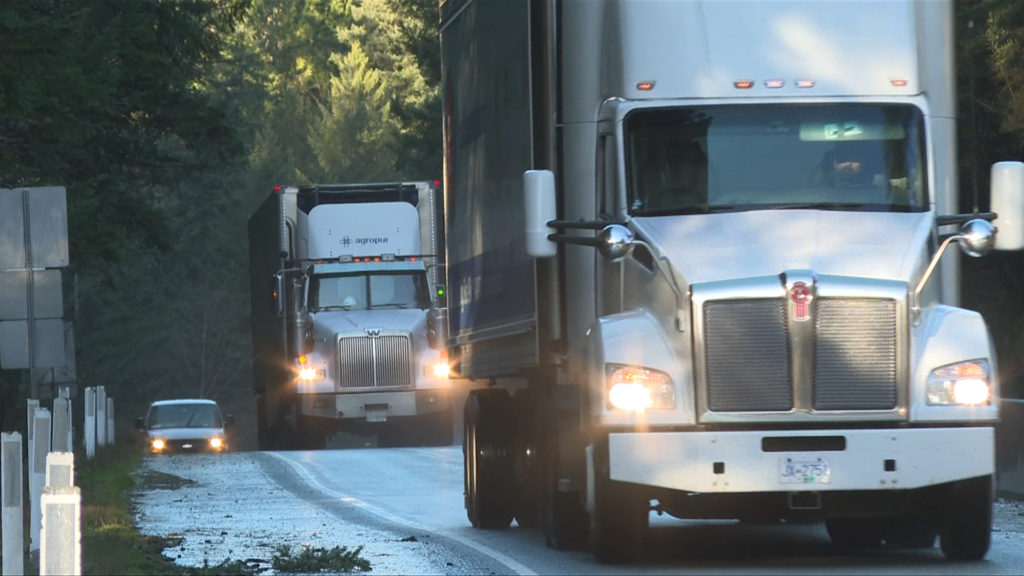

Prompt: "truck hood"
[634,210,933,285]
[311,308,427,337]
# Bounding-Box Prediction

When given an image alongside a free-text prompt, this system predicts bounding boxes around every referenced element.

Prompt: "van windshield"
[149,404,222,429]
[624,104,927,216]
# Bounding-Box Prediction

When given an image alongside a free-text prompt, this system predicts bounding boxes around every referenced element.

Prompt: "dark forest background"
[1,0,1023,447]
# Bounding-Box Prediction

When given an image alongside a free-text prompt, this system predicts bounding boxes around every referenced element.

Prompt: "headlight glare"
[432,361,450,378]
[210,437,224,450]
[151,438,165,452]
[926,360,991,405]
[606,365,675,412]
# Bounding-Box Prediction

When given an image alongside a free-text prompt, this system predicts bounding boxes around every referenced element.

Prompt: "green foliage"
[271,544,371,573]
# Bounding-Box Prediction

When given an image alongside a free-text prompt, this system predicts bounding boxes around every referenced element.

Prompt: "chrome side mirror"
[596,224,635,262]
[956,218,996,258]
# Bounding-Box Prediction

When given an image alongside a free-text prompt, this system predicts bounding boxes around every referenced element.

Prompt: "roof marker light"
[891,78,908,87]
[796,79,815,88]
[636,81,655,91]
[733,80,754,89]
[765,79,785,89]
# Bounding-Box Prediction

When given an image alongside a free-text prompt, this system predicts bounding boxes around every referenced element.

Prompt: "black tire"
[464,389,515,529]
[826,518,884,548]
[591,437,648,563]
[940,475,992,561]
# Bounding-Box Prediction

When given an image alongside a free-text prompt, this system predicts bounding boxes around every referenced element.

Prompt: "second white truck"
[249,181,452,449]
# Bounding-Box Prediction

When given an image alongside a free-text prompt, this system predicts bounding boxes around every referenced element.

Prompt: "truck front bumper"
[322,388,451,422]
[609,427,994,493]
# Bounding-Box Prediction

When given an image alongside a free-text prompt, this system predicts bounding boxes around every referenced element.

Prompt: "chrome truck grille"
[337,335,412,389]
[702,296,899,413]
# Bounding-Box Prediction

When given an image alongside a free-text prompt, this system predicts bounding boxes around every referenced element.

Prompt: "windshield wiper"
[765,202,865,211]
[638,204,735,216]
[317,305,355,311]
[369,302,408,309]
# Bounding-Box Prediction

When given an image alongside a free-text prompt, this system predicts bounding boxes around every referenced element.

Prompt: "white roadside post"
[59,387,73,453]
[39,486,81,576]
[83,387,95,459]
[52,398,70,452]
[1,432,24,576]
[26,399,38,490]
[40,452,78,576]
[30,408,52,553]
[106,397,115,445]
[95,386,107,447]
[45,452,74,490]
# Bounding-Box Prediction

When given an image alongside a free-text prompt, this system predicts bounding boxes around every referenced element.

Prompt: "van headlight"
[606,364,676,412]
[209,437,225,451]
[926,359,991,405]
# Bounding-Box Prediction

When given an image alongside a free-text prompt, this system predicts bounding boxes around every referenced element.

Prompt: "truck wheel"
[591,438,648,563]
[826,518,884,548]
[464,389,514,529]
[940,475,992,560]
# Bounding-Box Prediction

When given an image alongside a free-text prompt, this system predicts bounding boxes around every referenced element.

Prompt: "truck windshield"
[311,271,430,311]
[624,104,927,216]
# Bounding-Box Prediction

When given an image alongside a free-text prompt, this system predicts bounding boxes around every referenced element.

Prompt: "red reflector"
[733,80,754,89]
[891,78,908,87]
[636,81,655,91]
[795,79,815,88]
[273,185,283,191]
[410,257,417,262]
[434,179,441,186]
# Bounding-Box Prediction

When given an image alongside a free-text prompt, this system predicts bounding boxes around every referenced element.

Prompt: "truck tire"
[591,437,648,563]
[940,475,992,560]
[464,389,515,529]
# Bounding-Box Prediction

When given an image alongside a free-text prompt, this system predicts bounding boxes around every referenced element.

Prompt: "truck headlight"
[606,364,676,412]
[926,359,991,405]
[296,355,326,382]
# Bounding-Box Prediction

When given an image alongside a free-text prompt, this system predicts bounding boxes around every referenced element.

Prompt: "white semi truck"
[248,182,452,449]
[440,0,1024,563]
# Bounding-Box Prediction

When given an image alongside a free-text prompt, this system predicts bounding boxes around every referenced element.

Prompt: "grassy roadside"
[77,443,179,575]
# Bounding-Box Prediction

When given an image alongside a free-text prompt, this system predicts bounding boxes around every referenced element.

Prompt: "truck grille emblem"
[365,328,381,337]
[791,282,811,322]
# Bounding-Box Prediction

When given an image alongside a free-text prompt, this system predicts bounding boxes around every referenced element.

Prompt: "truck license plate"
[365,405,388,423]
[779,457,831,484]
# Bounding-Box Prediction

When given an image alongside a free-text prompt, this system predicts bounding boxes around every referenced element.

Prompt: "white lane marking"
[265,451,538,576]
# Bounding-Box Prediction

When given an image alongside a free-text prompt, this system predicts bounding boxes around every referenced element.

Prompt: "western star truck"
[248,181,452,450]
[440,0,1024,563]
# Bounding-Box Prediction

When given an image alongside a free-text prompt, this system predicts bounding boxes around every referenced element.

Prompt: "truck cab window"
[312,272,430,312]
[625,104,927,215]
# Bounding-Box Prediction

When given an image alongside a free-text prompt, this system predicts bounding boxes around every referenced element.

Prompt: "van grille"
[337,335,412,389]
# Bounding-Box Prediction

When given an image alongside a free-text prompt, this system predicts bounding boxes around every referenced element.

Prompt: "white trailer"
[249,182,452,449]
[440,0,1024,562]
